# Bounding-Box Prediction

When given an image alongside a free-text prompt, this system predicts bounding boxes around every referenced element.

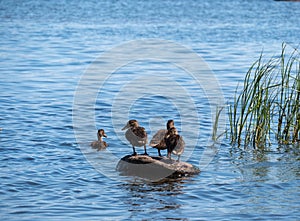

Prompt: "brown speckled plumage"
[149,119,174,156]
[91,129,108,151]
[122,119,148,155]
[165,127,185,161]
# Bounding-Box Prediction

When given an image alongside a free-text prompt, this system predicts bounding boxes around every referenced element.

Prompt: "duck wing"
[172,136,185,155]
[149,129,167,147]
[91,141,98,148]
[98,141,108,150]
[165,134,179,153]
[125,127,147,147]
[132,126,147,139]
[91,141,108,150]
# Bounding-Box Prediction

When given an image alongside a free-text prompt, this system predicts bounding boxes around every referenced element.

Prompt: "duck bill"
[103,133,107,138]
[122,124,129,130]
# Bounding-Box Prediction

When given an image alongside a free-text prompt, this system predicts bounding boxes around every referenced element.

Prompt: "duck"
[149,119,175,156]
[91,129,108,150]
[165,127,185,161]
[122,119,148,156]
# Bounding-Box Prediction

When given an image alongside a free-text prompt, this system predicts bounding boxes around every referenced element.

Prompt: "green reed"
[212,106,225,143]
[229,43,300,148]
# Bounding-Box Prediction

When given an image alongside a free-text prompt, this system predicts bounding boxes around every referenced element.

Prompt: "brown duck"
[122,119,148,155]
[91,129,108,150]
[149,119,174,156]
[165,127,185,161]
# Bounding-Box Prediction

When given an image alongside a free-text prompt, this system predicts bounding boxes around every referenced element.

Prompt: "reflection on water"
[120,178,188,220]
[230,144,300,183]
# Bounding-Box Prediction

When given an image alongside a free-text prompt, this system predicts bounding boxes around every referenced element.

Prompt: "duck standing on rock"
[91,129,108,150]
[122,119,148,156]
[149,119,174,157]
[165,127,185,161]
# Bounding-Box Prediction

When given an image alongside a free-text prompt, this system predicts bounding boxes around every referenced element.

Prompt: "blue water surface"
[1,0,300,220]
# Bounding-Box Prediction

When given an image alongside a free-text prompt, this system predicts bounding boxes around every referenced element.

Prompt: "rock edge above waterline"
[116,155,200,180]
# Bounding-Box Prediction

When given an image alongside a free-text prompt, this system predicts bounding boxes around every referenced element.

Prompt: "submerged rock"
[116,155,200,181]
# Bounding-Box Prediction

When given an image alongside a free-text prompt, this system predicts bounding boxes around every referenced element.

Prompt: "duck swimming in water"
[165,127,185,161]
[91,129,108,150]
[149,119,174,157]
[122,119,148,156]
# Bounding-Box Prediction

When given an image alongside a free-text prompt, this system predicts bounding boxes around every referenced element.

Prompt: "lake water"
[1,0,300,220]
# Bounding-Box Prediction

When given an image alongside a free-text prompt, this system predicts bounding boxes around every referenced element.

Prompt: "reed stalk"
[212,106,225,142]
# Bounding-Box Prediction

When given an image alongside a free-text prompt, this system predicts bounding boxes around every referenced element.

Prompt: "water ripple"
[1,0,300,220]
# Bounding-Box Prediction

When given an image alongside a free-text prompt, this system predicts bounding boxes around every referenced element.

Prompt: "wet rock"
[116,155,200,181]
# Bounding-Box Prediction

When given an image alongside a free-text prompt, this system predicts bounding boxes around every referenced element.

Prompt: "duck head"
[167,127,178,136]
[122,119,139,130]
[166,119,175,130]
[97,129,107,140]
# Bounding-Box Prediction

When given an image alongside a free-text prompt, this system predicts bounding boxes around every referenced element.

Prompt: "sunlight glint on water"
[0,0,300,220]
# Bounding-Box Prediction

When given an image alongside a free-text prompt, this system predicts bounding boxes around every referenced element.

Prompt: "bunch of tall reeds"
[229,43,300,148]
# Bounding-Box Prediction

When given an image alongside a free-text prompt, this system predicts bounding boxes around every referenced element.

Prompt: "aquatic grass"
[229,43,300,148]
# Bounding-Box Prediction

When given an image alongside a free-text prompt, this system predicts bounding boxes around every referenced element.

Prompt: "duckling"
[165,127,185,161]
[91,129,108,150]
[149,119,174,156]
[122,119,148,156]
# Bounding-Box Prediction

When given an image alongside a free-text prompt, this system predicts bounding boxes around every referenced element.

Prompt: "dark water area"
[1,0,300,220]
